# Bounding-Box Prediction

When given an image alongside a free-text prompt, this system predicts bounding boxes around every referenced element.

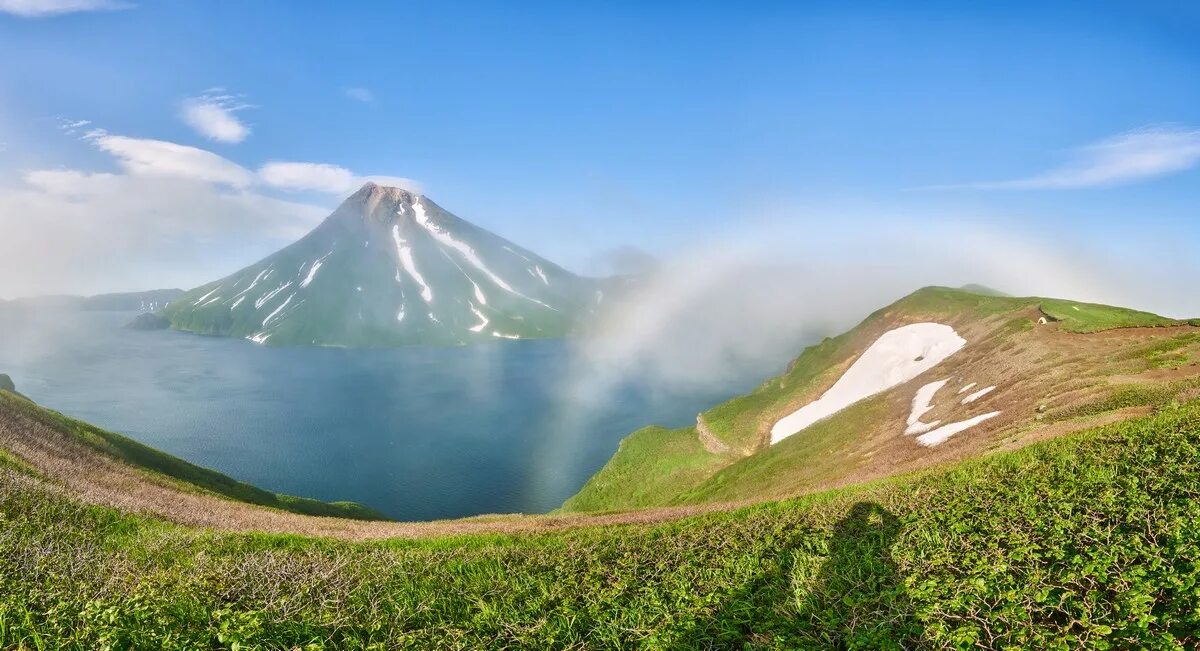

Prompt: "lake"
[0,309,775,520]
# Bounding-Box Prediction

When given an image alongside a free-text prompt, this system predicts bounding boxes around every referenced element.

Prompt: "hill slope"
[0,288,183,312]
[163,183,604,346]
[563,287,1200,512]
[3,382,1200,647]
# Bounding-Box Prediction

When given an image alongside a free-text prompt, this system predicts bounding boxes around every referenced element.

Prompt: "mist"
[525,212,1200,499]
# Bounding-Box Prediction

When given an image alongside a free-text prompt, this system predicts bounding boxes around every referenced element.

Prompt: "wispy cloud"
[925,125,1200,190]
[84,129,255,187]
[343,87,375,104]
[258,161,421,194]
[180,89,253,144]
[0,0,130,17]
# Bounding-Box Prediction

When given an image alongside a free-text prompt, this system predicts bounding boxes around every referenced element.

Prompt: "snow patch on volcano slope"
[255,282,293,309]
[229,268,272,308]
[916,412,1001,447]
[413,199,557,311]
[300,251,333,288]
[193,286,220,305]
[412,198,515,292]
[468,303,489,333]
[906,379,949,435]
[961,386,996,404]
[392,224,433,302]
[262,294,298,327]
[770,323,967,444]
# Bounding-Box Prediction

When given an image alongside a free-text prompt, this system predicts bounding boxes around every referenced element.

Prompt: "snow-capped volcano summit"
[163,183,603,346]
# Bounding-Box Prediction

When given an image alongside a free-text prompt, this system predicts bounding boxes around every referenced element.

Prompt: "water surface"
[0,309,774,520]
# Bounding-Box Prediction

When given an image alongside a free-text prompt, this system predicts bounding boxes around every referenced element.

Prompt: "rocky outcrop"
[695,414,731,454]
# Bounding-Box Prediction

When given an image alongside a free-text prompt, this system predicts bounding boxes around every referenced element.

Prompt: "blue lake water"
[0,309,774,520]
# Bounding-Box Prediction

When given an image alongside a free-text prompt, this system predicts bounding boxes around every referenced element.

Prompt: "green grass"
[1040,298,1184,333]
[559,425,732,512]
[676,397,888,506]
[1046,376,1200,422]
[0,391,384,521]
[4,401,1200,648]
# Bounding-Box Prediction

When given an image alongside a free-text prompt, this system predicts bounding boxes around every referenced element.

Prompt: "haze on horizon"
[1,0,1198,325]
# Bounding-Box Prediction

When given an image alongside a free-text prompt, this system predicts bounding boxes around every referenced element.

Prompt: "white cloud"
[86,131,255,187]
[0,122,422,296]
[0,171,327,297]
[180,91,252,144]
[22,168,121,196]
[258,161,356,193]
[344,87,375,103]
[927,125,1200,190]
[0,0,130,16]
[59,118,91,135]
[258,161,421,194]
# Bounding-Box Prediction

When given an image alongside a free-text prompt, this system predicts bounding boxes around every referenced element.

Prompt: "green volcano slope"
[563,287,1200,513]
[162,184,603,347]
[4,383,1200,647]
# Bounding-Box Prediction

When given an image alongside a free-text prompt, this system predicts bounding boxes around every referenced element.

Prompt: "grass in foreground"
[4,400,1200,649]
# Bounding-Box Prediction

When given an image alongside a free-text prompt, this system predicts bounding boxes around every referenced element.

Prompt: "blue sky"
[0,0,1198,299]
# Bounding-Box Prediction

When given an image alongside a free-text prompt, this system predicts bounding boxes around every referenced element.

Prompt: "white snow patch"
[230,268,272,307]
[468,303,489,332]
[230,296,247,310]
[412,198,552,309]
[492,331,520,340]
[391,224,433,302]
[503,245,535,264]
[961,386,996,404]
[300,251,333,288]
[905,379,949,435]
[436,247,490,307]
[916,412,1001,447]
[246,332,272,344]
[198,294,223,307]
[255,282,293,309]
[533,265,549,285]
[397,305,406,322]
[770,323,967,444]
[262,294,296,326]
[193,286,220,305]
[957,382,977,394]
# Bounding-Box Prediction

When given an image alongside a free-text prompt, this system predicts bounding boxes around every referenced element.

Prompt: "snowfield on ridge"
[771,323,967,443]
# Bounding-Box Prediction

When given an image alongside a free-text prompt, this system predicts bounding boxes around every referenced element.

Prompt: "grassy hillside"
[564,286,1200,514]
[0,390,383,521]
[1040,297,1189,333]
[3,398,1200,648]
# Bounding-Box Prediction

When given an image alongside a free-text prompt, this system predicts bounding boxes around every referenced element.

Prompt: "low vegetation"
[4,398,1200,648]
[1040,298,1189,333]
